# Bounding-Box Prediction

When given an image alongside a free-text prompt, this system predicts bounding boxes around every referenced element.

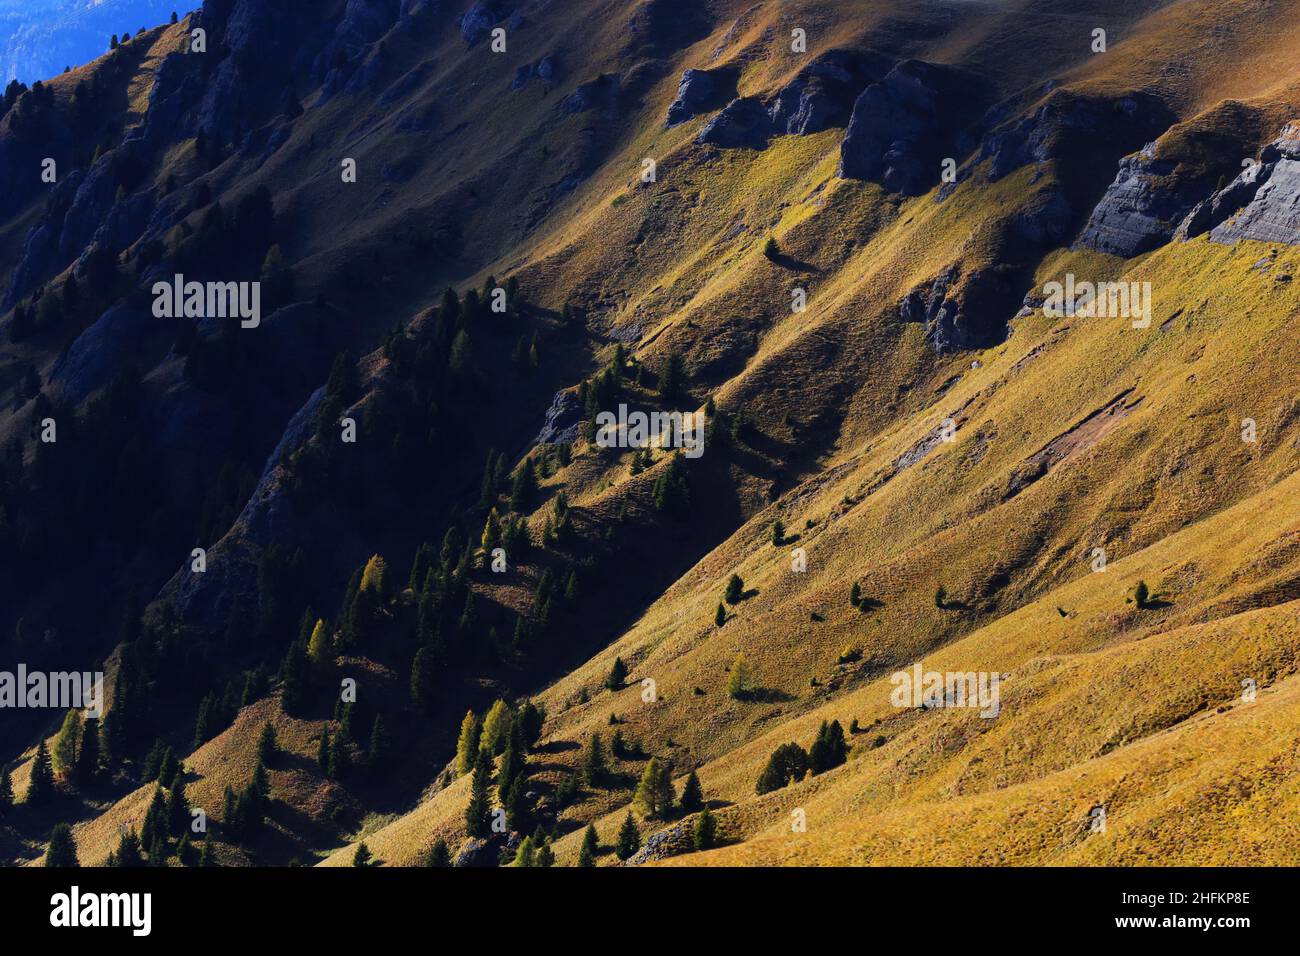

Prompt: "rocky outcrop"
[769,49,882,137]
[461,1,505,45]
[899,265,1016,353]
[838,60,974,195]
[697,96,770,149]
[1077,122,1248,256]
[560,74,620,115]
[535,389,583,445]
[665,68,735,127]
[979,90,1170,183]
[1178,122,1300,245]
[513,56,557,90]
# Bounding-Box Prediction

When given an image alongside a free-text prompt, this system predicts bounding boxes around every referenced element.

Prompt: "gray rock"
[838,60,972,195]
[1196,123,1300,245]
[697,96,771,149]
[665,68,733,126]
[535,389,583,445]
[513,55,557,90]
[461,1,503,45]
[768,49,880,136]
[560,74,619,115]
[899,265,1013,354]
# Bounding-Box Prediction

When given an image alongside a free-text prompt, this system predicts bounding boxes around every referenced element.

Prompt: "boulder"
[899,265,1015,354]
[535,389,583,445]
[768,49,881,136]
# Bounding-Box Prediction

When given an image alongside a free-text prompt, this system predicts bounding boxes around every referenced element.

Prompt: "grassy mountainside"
[1,0,1297,868]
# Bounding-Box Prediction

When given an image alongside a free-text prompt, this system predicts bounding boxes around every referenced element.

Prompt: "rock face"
[460,2,504,45]
[838,60,973,195]
[1076,122,1248,257]
[48,305,153,404]
[1077,145,1200,256]
[692,50,878,146]
[665,68,735,127]
[979,90,1170,183]
[535,389,583,445]
[1180,122,1300,245]
[513,55,557,90]
[697,96,770,148]
[769,49,882,137]
[899,265,1016,354]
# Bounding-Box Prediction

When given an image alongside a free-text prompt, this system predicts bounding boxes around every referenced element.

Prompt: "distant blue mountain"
[0,0,202,84]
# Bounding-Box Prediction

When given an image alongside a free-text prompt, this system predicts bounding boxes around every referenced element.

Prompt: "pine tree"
[455,710,481,776]
[509,458,537,513]
[715,602,726,628]
[535,836,555,867]
[517,701,545,748]
[615,812,640,861]
[317,728,330,773]
[0,766,13,817]
[658,353,686,402]
[427,838,451,867]
[51,709,82,779]
[111,829,145,868]
[771,519,785,546]
[327,730,349,780]
[679,770,704,813]
[578,823,599,867]
[504,774,530,834]
[256,722,277,765]
[633,757,674,818]
[581,733,607,788]
[606,656,628,690]
[140,786,167,849]
[480,699,512,755]
[410,646,436,712]
[45,823,79,867]
[850,582,862,607]
[724,573,744,604]
[353,843,372,867]
[692,807,718,851]
[652,451,690,513]
[726,653,750,700]
[306,618,333,674]
[465,748,492,838]
[809,719,849,775]
[198,837,215,867]
[514,834,537,867]
[25,740,54,805]
[1134,580,1151,609]
[167,775,189,836]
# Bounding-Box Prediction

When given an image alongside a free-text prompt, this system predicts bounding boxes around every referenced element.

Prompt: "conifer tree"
[306,618,333,673]
[455,710,481,776]
[514,835,537,867]
[581,733,607,788]
[111,829,145,868]
[724,573,744,604]
[256,722,277,765]
[715,602,726,628]
[633,757,674,818]
[578,823,599,867]
[427,838,451,867]
[0,766,13,817]
[198,837,215,867]
[693,807,718,851]
[615,812,640,861]
[536,835,555,867]
[167,775,189,836]
[353,843,371,867]
[25,740,54,805]
[726,653,750,700]
[410,646,435,712]
[809,719,849,775]
[850,582,862,607]
[771,519,785,546]
[480,699,512,755]
[509,458,537,513]
[505,774,530,834]
[465,748,492,837]
[318,728,330,772]
[517,701,545,748]
[51,709,82,779]
[140,786,167,849]
[606,656,628,690]
[679,770,704,813]
[46,824,79,867]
